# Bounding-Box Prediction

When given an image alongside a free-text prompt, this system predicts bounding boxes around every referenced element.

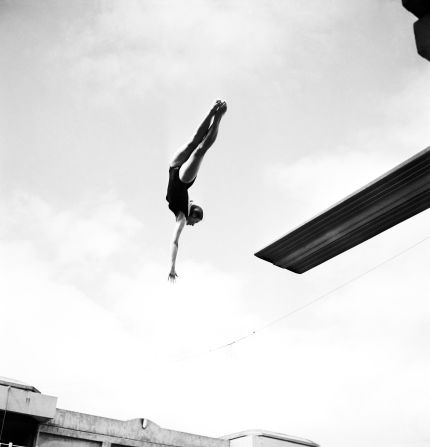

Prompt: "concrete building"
[0,377,319,447]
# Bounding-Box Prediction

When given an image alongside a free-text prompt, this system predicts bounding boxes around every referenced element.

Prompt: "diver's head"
[187,204,203,226]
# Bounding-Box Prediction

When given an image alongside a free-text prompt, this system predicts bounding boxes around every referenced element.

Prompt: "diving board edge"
[255,147,430,274]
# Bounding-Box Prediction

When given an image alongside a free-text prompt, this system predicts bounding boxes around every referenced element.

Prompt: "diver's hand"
[168,269,178,283]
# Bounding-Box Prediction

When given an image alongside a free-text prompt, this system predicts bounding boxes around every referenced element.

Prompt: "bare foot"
[210,99,223,115]
[217,101,227,117]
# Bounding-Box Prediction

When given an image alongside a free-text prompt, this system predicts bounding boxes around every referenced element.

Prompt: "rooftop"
[0,376,40,393]
[222,430,319,447]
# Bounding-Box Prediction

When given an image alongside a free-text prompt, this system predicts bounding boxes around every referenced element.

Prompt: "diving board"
[255,147,430,274]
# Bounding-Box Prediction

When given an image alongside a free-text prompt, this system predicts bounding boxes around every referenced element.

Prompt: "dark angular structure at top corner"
[255,147,430,274]
[402,0,430,61]
[402,0,430,18]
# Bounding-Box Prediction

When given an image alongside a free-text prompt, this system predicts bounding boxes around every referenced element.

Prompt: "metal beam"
[255,148,430,274]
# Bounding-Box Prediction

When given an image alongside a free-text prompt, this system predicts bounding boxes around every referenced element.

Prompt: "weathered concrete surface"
[0,383,57,422]
[40,409,229,447]
[0,378,319,447]
[38,433,100,447]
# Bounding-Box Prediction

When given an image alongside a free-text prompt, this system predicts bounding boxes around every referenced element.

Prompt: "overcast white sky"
[1,1,430,446]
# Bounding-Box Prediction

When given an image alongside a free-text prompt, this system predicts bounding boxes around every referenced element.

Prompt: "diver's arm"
[168,213,186,282]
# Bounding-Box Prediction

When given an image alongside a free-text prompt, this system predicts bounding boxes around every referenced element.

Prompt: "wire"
[0,386,11,443]
[206,234,430,354]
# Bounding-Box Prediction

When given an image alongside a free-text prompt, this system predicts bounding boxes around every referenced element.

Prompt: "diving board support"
[255,147,430,274]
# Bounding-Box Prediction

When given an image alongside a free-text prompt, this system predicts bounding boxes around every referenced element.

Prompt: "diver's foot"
[216,101,227,117]
[210,99,223,115]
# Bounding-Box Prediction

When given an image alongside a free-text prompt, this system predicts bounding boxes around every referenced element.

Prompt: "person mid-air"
[166,100,227,282]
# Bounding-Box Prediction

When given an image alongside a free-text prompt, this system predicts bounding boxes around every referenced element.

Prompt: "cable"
[206,234,430,354]
[0,386,11,443]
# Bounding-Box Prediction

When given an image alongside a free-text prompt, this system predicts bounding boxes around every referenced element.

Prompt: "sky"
[1,1,430,446]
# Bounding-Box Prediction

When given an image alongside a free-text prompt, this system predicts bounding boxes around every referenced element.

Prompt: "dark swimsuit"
[166,166,195,217]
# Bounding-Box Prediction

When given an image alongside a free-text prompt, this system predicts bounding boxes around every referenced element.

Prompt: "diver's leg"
[169,100,222,168]
[179,102,227,183]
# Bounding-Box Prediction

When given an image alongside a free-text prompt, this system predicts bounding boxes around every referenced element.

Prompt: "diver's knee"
[194,145,208,157]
